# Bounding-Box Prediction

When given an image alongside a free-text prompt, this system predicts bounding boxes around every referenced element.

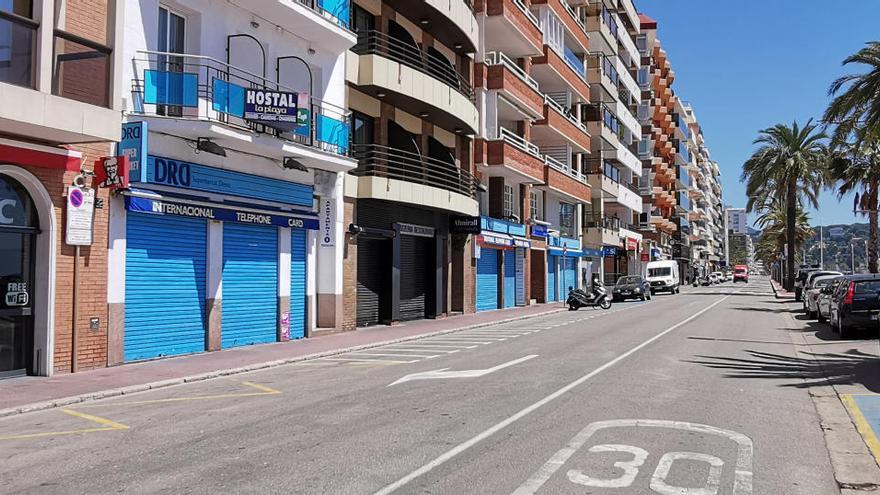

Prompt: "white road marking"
[322,357,419,364]
[347,352,440,359]
[650,451,723,495]
[373,294,732,495]
[513,419,753,495]
[382,347,462,353]
[567,444,648,488]
[388,355,539,387]
[386,343,478,349]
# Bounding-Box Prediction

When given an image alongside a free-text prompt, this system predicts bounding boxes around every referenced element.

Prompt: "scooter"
[567,285,612,311]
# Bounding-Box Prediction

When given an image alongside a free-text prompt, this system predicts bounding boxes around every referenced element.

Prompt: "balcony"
[585,3,618,56]
[543,155,591,203]
[0,11,119,143]
[673,139,689,165]
[586,103,623,150]
[584,212,622,246]
[531,45,590,103]
[231,0,355,51]
[587,55,619,100]
[482,52,544,119]
[606,145,641,175]
[482,128,546,183]
[675,165,690,189]
[531,0,590,53]
[350,31,479,134]
[478,0,544,57]
[586,160,620,198]
[350,144,479,215]
[673,112,690,141]
[131,50,353,171]
[386,0,479,53]
[532,95,590,152]
[675,190,690,213]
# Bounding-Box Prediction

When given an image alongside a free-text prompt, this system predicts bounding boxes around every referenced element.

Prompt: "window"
[636,34,648,54]
[559,202,575,234]
[157,6,186,116]
[0,0,36,88]
[639,138,651,157]
[351,4,375,36]
[503,184,514,218]
[351,111,374,147]
[530,190,543,222]
[637,68,649,88]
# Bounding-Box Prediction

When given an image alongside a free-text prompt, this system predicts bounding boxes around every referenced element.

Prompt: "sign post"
[65,184,94,373]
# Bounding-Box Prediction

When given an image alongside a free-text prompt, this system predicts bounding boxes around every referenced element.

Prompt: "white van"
[646,260,680,294]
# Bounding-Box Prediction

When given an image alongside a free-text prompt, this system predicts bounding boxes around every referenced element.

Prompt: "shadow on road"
[687,348,880,393]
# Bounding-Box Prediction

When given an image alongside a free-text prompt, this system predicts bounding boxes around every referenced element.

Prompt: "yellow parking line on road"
[75,380,282,408]
[841,394,880,462]
[0,409,129,441]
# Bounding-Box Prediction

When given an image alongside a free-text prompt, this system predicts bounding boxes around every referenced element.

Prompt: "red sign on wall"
[641,253,650,262]
[94,155,129,189]
[626,237,638,251]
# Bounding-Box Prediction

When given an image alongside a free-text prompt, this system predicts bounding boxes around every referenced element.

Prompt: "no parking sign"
[66,186,95,246]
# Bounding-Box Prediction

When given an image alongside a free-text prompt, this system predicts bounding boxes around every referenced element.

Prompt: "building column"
[315,171,345,331]
[205,220,223,351]
[277,227,292,341]
[106,194,126,365]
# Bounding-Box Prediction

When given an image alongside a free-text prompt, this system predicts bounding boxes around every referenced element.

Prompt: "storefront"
[547,236,582,300]
[113,147,318,362]
[475,217,529,312]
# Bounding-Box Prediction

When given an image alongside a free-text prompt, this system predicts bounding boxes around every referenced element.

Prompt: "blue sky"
[635,0,880,227]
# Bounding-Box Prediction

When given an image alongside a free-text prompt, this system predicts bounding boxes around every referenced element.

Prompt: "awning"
[122,188,319,229]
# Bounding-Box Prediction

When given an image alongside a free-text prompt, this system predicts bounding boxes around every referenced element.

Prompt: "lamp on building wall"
[282,157,309,172]
[195,138,226,157]
[475,181,488,193]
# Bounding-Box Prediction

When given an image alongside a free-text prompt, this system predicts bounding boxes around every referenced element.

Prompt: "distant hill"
[803,223,871,272]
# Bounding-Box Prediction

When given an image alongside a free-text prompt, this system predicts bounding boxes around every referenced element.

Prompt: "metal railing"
[561,0,587,34]
[584,212,621,231]
[293,0,351,30]
[351,144,478,199]
[353,30,473,100]
[484,51,540,92]
[130,50,350,157]
[513,0,542,27]
[498,127,542,157]
[543,95,588,134]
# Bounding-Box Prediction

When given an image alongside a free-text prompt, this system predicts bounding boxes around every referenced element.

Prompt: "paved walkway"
[0,303,566,415]
[771,279,796,299]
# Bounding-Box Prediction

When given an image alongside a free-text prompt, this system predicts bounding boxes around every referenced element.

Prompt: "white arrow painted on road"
[388,355,538,387]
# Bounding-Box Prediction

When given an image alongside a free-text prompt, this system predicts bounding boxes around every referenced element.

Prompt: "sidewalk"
[0,303,566,417]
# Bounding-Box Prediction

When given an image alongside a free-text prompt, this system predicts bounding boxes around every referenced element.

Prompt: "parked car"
[830,275,880,338]
[802,271,843,313]
[804,275,842,319]
[710,271,724,284]
[795,267,819,301]
[817,278,845,323]
[725,271,733,282]
[733,265,749,283]
[612,275,652,302]
[646,260,679,294]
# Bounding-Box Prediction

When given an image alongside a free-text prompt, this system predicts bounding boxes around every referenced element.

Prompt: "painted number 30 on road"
[514,419,754,495]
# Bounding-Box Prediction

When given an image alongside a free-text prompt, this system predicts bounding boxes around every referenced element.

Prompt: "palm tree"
[828,127,880,272]
[741,120,828,290]
[824,41,880,144]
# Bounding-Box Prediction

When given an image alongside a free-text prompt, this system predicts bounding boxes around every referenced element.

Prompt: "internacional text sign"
[125,196,318,230]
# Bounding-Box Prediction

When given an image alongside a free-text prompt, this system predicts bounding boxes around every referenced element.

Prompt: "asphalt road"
[0,277,839,494]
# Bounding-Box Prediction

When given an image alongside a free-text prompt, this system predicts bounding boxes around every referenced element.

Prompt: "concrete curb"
[0,307,567,419]
[786,313,880,491]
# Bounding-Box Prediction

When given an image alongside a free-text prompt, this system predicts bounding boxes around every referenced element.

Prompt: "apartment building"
[112,1,354,363]
[635,14,679,265]
[343,0,480,326]
[0,0,124,376]
[581,0,643,285]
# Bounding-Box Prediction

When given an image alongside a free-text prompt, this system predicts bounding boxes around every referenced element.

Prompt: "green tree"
[828,127,880,272]
[741,120,828,289]
[824,41,880,145]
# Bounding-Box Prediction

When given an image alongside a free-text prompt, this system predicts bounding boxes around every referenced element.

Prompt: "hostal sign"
[244,89,309,131]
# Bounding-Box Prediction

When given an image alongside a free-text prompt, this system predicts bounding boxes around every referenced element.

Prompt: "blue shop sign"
[117,122,148,179]
[581,248,604,258]
[603,246,618,257]
[531,224,548,238]
[137,156,313,207]
[125,195,318,229]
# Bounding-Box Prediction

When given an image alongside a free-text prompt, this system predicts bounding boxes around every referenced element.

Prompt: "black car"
[612,275,652,302]
[829,274,880,338]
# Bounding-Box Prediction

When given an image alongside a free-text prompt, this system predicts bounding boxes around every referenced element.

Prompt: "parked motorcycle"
[567,285,612,311]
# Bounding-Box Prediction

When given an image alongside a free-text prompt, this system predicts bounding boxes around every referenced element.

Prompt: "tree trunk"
[786,180,797,291]
[870,184,878,274]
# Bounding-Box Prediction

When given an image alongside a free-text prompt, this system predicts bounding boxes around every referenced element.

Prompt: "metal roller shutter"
[476,248,498,311]
[289,229,307,340]
[503,250,516,308]
[563,256,577,293]
[515,248,526,306]
[125,213,207,361]
[547,254,558,302]
[357,237,388,326]
[222,224,278,348]
[399,235,428,321]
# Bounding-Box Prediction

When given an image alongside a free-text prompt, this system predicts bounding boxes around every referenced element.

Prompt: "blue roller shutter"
[547,254,558,302]
[125,213,206,361]
[290,228,307,340]
[503,250,515,308]
[222,224,278,348]
[564,256,577,293]
[476,248,498,311]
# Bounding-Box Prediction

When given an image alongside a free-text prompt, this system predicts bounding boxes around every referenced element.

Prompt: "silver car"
[817,278,844,323]
[804,274,843,318]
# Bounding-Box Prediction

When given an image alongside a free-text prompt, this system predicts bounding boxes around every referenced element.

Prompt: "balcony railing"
[563,45,586,80]
[584,212,621,231]
[485,51,540,92]
[544,95,588,134]
[293,0,351,29]
[353,30,473,100]
[545,153,586,183]
[130,50,350,157]
[585,159,620,183]
[0,10,37,89]
[351,144,478,199]
[499,127,542,157]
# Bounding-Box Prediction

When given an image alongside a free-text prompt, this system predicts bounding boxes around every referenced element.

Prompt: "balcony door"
[157,5,186,116]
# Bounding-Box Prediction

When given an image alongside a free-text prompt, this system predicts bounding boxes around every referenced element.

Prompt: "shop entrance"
[0,175,38,378]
